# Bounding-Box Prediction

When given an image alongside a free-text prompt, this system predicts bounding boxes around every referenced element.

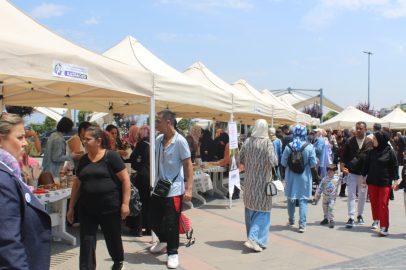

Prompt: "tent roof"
[102,37,232,117]
[0,1,154,113]
[277,92,344,113]
[182,62,279,124]
[230,79,281,124]
[320,106,388,129]
[263,90,312,124]
[34,107,68,121]
[382,108,406,129]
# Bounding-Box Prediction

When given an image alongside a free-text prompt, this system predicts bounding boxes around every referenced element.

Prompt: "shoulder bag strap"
[159,137,181,183]
[266,140,271,184]
[104,150,122,191]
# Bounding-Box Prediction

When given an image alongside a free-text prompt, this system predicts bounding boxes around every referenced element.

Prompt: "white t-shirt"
[356,138,364,149]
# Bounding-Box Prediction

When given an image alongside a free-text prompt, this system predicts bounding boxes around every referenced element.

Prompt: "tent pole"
[271,105,274,128]
[213,118,215,140]
[108,102,113,124]
[320,88,323,123]
[0,85,4,112]
[149,97,156,243]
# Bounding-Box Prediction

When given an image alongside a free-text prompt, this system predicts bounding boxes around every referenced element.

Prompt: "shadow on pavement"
[205,240,255,254]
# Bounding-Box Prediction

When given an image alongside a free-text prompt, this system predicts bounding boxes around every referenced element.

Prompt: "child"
[315,164,348,228]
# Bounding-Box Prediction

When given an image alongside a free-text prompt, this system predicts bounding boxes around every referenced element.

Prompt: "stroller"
[179,213,195,247]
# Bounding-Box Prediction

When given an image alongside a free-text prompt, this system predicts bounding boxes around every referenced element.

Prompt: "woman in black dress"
[200,129,216,162]
[127,125,151,236]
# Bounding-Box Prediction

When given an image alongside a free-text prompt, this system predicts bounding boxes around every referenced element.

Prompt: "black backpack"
[286,142,310,174]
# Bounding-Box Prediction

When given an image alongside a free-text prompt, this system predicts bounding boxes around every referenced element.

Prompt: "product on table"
[37,183,63,190]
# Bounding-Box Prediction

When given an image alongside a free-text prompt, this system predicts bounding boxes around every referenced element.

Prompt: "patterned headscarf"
[291,125,307,151]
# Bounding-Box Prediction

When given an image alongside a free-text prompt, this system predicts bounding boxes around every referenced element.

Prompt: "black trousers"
[79,207,124,270]
[398,148,405,166]
[149,194,183,255]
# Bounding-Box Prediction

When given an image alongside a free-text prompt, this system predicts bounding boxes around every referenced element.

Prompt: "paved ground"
[51,178,406,269]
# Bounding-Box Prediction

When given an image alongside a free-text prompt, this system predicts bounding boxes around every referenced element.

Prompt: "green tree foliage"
[43,116,57,131]
[78,110,92,124]
[30,123,44,134]
[177,118,189,131]
[322,111,339,122]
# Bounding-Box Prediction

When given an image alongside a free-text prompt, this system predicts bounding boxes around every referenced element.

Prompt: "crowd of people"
[1,110,406,269]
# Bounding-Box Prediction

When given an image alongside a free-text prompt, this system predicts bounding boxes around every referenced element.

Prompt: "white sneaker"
[371,220,379,229]
[379,227,389,236]
[167,254,179,269]
[150,241,167,253]
[243,239,262,252]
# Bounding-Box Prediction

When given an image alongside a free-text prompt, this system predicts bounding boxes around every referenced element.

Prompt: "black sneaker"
[346,218,355,228]
[320,218,329,225]
[111,262,125,270]
[357,215,364,225]
[329,220,335,228]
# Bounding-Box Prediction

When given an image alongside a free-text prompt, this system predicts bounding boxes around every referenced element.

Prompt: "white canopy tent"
[261,89,311,125]
[182,62,287,124]
[0,1,155,113]
[102,37,233,118]
[277,92,343,113]
[34,107,69,122]
[320,106,388,130]
[230,79,286,125]
[382,108,406,129]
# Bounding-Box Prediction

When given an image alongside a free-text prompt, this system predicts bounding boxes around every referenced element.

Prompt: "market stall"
[382,108,406,130]
[319,106,388,130]
[34,188,76,245]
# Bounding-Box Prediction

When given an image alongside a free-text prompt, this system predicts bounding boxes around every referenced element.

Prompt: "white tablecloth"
[34,188,72,204]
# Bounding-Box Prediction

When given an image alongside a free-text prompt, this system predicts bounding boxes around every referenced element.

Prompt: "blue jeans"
[245,208,271,247]
[277,166,281,181]
[287,199,308,226]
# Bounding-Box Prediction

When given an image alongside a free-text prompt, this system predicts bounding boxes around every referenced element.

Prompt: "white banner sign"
[228,122,240,193]
[52,60,89,81]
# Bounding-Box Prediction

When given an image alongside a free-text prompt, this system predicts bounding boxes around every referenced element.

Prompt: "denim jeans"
[245,208,271,247]
[287,199,308,226]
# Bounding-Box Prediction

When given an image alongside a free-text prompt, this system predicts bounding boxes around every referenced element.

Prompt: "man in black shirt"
[397,132,405,166]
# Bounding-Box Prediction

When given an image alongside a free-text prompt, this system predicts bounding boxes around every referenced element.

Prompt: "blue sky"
[11,0,406,123]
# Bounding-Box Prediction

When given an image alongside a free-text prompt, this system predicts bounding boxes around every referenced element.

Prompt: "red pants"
[368,184,391,229]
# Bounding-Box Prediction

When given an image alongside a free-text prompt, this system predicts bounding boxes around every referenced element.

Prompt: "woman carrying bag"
[361,130,399,236]
[237,119,277,252]
[67,127,131,270]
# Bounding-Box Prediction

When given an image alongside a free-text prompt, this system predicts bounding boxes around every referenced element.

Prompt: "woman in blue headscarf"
[281,125,317,233]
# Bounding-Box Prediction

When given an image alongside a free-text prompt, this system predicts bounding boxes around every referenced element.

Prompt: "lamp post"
[363,51,373,106]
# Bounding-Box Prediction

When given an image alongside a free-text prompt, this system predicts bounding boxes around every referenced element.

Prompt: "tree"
[30,123,45,134]
[322,111,338,122]
[6,106,35,118]
[43,116,57,131]
[356,101,374,115]
[177,118,189,131]
[302,103,322,119]
[78,110,92,124]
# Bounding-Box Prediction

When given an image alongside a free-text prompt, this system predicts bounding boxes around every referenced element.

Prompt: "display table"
[34,188,76,245]
[190,172,213,206]
[209,167,228,197]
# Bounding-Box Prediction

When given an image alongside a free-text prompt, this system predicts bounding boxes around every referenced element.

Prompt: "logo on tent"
[54,63,63,76]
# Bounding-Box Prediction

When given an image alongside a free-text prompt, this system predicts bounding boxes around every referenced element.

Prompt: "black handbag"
[153,142,180,197]
[348,138,365,173]
[105,150,142,217]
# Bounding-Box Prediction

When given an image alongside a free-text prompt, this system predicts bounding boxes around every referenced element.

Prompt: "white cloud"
[158,0,254,9]
[84,17,99,25]
[291,60,299,65]
[380,37,404,52]
[301,0,406,31]
[31,3,71,19]
[156,33,178,42]
[345,58,362,65]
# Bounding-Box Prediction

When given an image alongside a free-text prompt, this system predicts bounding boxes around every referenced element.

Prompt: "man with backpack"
[281,125,317,233]
[341,122,373,228]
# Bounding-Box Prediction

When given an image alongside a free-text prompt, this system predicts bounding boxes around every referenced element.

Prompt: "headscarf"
[218,132,229,145]
[374,130,390,153]
[126,125,139,145]
[187,125,202,151]
[292,125,307,151]
[251,119,268,139]
[343,129,350,138]
[138,125,150,140]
